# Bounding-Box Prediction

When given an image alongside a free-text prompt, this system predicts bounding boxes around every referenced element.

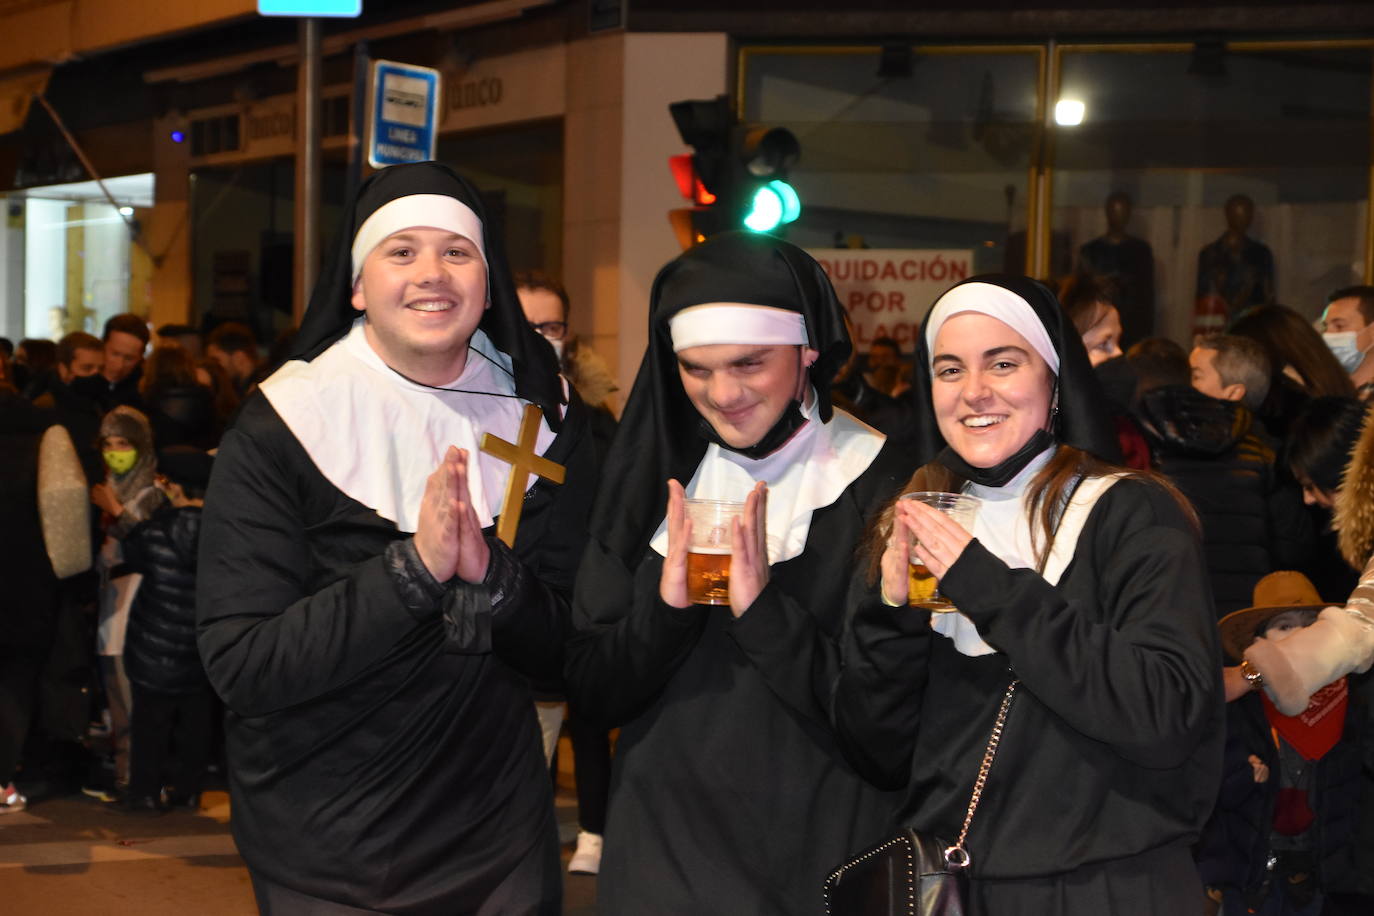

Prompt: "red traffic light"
[669,154,717,206]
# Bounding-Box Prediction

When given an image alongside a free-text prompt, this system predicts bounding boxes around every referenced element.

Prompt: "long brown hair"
[1229,304,1356,400]
[864,446,1197,582]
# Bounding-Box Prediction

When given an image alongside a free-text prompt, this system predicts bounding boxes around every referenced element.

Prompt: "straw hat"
[1218,570,1327,661]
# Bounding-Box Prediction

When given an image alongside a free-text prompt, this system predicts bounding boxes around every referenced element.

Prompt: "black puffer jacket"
[123,504,208,694]
[1198,670,1374,901]
[1134,385,1313,617]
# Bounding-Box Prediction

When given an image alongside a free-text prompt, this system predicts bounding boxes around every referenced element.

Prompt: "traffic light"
[667,95,801,247]
[733,124,801,233]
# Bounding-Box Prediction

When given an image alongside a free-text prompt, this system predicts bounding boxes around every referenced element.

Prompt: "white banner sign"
[809,249,974,352]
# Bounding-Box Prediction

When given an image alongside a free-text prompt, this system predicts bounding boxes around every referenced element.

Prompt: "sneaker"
[568,830,603,875]
[0,784,25,814]
[81,784,120,804]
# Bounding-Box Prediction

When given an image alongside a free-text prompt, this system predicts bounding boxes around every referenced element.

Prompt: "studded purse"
[822,678,1019,916]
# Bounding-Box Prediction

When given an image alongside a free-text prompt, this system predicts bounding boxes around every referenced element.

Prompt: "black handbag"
[823,678,1019,916]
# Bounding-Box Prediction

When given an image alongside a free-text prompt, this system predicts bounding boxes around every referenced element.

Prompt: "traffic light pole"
[293,16,322,323]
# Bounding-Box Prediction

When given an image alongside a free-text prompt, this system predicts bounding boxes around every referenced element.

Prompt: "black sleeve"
[828,588,932,790]
[726,582,842,730]
[945,479,1222,769]
[196,416,429,718]
[562,539,708,729]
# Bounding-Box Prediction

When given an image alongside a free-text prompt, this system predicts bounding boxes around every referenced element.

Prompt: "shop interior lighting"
[1054,99,1086,126]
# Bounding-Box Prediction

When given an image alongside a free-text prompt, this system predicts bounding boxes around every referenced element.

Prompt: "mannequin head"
[1104,191,1132,234]
[1224,194,1254,235]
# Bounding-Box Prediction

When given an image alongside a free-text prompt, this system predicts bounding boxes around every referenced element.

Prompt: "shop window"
[1051,44,1372,344]
[740,47,1042,270]
[23,197,132,338]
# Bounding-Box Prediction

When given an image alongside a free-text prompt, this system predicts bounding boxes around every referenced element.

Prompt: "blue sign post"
[258,0,362,16]
[368,60,442,168]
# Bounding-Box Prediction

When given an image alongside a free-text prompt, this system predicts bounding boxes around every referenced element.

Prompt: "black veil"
[592,232,852,566]
[289,161,565,429]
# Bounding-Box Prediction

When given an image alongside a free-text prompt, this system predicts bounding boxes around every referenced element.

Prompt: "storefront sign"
[809,248,973,350]
[439,46,566,133]
[368,60,441,167]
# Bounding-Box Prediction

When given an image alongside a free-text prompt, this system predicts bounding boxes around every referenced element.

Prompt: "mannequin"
[1078,191,1156,345]
[1194,194,1275,337]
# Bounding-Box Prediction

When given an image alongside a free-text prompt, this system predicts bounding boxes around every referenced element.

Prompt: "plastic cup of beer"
[684,498,745,605]
[899,491,982,611]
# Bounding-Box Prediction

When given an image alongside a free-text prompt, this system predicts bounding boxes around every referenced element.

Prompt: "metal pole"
[294,16,322,323]
[346,40,370,204]
[1031,38,1058,281]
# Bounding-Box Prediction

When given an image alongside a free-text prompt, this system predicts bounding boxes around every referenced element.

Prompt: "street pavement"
[1,787,597,914]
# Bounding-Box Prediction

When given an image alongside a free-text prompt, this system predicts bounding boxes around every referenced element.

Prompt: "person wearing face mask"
[86,406,166,802]
[834,275,1223,915]
[1321,286,1374,402]
[564,232,911,914]
[1205,572,1374,916]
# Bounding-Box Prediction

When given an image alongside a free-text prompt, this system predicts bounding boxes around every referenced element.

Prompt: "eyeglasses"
[528,321,568,340]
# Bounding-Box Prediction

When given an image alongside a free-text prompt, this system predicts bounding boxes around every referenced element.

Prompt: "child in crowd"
[1201,572,1374,915]
[119,446,214,814]
[87,406,165,799]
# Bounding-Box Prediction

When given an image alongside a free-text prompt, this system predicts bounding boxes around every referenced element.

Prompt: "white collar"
[260,317,556,532]
[649,394,885,564]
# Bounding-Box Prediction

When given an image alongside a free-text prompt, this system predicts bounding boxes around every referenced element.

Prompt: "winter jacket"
[1198,672,1374,900]
[122,504,208,694]
[0,392,59,650]
[1134,385,1313,617]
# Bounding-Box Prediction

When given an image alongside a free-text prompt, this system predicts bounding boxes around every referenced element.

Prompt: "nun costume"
[197,162,598,914]
[831,275,1224,914]
[564,233,909,914]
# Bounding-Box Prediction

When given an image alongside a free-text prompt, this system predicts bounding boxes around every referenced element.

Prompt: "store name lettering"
[446,77,503,112]
[818,255,968,287]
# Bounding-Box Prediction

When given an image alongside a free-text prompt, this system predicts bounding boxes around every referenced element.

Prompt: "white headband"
[668,303,809,352]
[350,194,487,281]
[924,282,1060,375]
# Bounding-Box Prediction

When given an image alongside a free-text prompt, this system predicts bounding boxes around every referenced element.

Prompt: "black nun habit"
[564,231,911,915]
[831,274,1224,916]
[197,161,597,914]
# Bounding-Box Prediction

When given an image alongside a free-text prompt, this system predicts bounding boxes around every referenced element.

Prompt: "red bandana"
[1262,677,1349,761]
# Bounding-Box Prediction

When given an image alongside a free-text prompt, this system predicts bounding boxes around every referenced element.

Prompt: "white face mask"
[1323,331,1369,373]
[549,337,565,360]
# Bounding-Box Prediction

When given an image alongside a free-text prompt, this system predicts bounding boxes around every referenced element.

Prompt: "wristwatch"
[1239,658,1265,691]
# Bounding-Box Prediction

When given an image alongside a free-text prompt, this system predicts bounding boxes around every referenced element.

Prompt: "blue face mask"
[1323,332,1369,373]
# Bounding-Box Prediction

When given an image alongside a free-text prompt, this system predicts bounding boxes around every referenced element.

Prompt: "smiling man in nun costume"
[564,232,910,913]
[197,162,598,914]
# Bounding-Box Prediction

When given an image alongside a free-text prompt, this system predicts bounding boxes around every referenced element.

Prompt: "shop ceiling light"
[1055,99,1086,126]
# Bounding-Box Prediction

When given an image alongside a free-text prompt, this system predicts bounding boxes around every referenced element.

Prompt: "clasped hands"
[414,446,490,584]
[879,498,975,606]
[660,480,769,617]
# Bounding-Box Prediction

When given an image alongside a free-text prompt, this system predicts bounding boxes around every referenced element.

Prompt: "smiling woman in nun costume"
[832,275,1224,914]
[197,162,598,914]
[564,232,910,914]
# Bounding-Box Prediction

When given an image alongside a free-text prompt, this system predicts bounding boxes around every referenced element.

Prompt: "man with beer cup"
[564,232,912,914]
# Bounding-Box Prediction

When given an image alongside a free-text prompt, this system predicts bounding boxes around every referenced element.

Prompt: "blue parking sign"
[259,0,362,16]
[368,60,441,168]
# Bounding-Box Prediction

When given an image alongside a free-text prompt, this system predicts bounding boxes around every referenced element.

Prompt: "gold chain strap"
[943,676,1019,870]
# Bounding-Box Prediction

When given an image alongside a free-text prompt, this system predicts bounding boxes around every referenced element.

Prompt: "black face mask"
[698,399,809,460]
[937,428,1056,487]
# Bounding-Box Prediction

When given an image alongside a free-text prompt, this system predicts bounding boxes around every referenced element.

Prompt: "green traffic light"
[742,180,801,233]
